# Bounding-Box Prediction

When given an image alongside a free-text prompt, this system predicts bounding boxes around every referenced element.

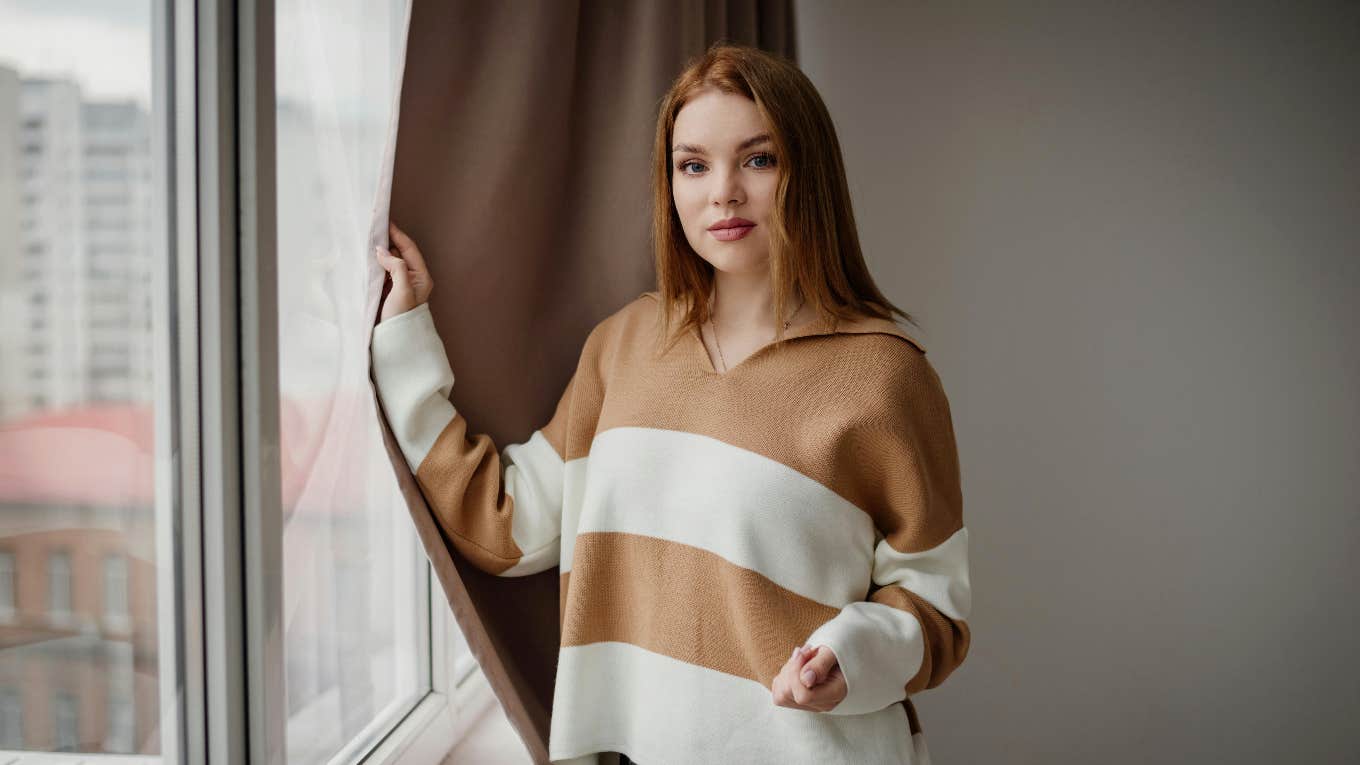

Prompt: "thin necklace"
[708,287,807,373]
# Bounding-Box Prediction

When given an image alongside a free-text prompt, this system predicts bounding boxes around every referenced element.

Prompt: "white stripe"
[496,429,567,577]
[573,427,875,606]
[369,302,457,472]
[804,600,926,716]
[549,641,922,764]
[873,525,971,621]
[805,527,970,716]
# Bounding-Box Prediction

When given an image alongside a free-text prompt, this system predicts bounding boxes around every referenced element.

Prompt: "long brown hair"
[649,41,918,356]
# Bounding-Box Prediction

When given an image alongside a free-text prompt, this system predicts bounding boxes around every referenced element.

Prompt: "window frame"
[178,0,498,763]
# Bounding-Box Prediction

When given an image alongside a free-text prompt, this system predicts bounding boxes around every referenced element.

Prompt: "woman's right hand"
[376,221,435,323]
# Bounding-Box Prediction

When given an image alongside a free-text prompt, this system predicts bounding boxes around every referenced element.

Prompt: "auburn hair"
[649,41,918,357]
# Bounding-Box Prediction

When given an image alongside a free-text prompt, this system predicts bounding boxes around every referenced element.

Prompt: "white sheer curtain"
[274,1,422,761]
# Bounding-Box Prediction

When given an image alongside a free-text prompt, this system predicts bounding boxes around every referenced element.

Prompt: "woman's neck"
[710,271,807,331]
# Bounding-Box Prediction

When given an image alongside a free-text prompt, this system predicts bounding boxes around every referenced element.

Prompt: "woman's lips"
[710,224,755,241]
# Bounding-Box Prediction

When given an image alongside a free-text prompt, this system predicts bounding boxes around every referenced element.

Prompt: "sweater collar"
[641,290,927,355]
[781,311,928,354]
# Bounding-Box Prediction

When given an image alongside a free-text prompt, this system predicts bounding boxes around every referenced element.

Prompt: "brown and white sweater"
[369,291,972,765]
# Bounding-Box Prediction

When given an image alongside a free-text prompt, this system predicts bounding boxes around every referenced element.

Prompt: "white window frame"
[182,0,500,763]
[357,567,500,765]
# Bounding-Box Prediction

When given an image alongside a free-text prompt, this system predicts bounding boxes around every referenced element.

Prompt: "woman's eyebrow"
[672,133,772,155]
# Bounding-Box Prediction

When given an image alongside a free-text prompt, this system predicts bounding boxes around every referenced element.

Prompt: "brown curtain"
[379,1,794,761]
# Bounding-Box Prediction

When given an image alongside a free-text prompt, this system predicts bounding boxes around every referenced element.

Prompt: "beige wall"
[794,1,1360,762]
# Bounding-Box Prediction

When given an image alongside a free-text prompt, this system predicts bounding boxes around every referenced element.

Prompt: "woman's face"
[670,90,780,277]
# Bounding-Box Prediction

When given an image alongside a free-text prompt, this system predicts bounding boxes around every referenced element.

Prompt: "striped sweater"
[369,291,972,765]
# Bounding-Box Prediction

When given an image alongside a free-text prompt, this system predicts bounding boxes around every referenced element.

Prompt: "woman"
[371,43,971,765]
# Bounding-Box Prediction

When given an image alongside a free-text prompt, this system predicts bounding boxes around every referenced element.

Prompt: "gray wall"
[794,1,1359,762]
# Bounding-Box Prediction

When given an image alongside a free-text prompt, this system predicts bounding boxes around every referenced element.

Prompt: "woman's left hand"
[771,644,846,712]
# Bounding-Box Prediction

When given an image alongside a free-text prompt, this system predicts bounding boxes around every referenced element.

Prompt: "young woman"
[371,43,970,765]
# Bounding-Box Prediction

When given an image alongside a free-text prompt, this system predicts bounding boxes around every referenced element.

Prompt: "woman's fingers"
[385,222,436,308]
[772,646,813,709]
[800,664,844,710]
[375,246,416,323]
[771,645,844,712]
[799,645,838,688]
[375,247,408,285]
[388,220,414,250]
[388,221,429,274]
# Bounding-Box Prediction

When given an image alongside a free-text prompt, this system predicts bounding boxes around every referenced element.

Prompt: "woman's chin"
[698,247,770,275]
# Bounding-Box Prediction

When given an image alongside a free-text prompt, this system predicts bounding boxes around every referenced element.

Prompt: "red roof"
[0,403,157,506]
[0,392,376,510]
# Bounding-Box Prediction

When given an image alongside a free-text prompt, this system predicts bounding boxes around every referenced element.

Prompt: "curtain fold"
[373,2,794,761]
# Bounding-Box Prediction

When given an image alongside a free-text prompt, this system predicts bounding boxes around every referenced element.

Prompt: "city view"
[0,0,429,757]
[0,63,157,752]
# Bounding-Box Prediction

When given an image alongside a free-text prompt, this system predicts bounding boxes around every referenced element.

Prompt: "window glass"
[0,1,165,754]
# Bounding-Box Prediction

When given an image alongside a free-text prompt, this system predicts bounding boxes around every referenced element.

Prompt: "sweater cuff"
[370,302,457,472]
[803,601,925,716]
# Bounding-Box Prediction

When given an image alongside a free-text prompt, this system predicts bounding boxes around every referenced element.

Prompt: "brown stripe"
[871,584,972,694]
[559,531,842,688]
[412,326,593,574]
[415,410,521,575]
[588,293,964,554]
[904,697,922,735]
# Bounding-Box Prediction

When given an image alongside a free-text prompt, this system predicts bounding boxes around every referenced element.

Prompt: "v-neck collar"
[683,299,927,378]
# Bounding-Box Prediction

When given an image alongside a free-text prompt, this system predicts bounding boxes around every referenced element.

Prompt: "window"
[0,686,23,747]
[47,550,72,623]
[53,691,79,751]
[0,0,171,758]
[0,551,15,622]
[102,554,130,630]
[102,643,136,752]
[105,693,136,752]
[0,1,481,761]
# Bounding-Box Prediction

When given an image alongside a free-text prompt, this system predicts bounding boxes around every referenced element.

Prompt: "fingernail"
[790,647,799,660]
[802,669,815,685]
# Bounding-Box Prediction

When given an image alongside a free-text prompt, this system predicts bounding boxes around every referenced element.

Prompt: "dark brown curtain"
[378,1,794,761]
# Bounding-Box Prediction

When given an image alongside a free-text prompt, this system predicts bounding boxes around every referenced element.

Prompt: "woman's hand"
[771,644,847,712]
[375,221,435,323]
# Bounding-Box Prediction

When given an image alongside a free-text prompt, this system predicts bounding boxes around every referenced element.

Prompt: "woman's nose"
[710,169,743,207]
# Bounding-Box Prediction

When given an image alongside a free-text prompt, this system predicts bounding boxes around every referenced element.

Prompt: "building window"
[105,695,135,752]
[103,553,130,630]
[48,550,72,624]
[0,551,15,622]
[0,686,22,747]
[53,691,79,751]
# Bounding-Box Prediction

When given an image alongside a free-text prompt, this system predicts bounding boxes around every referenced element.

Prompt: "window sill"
[363,663,503,765]
[438,689,533,765]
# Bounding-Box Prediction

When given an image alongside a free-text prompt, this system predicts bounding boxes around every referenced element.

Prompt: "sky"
[0,0,153,108]
[0,0,406,119]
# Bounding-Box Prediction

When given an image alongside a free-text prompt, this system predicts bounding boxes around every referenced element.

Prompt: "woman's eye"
[675,154,775,175]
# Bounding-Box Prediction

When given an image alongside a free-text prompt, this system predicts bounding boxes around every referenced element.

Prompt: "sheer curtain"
[275,1,422,761]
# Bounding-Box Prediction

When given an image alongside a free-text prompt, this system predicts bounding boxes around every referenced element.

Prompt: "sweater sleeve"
[803,350,972,716]
[369,302,577,577]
